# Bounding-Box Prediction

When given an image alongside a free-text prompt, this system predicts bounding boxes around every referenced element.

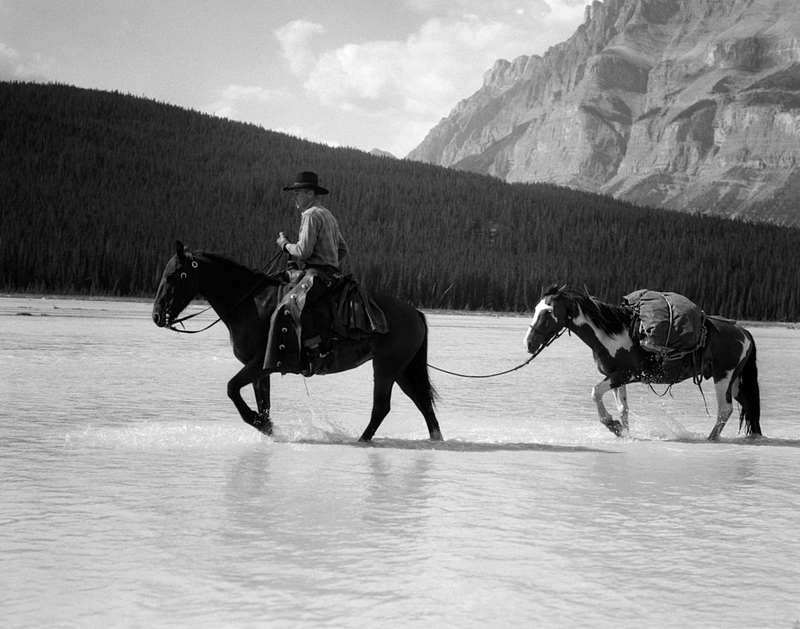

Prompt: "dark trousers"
[301,266,340,347]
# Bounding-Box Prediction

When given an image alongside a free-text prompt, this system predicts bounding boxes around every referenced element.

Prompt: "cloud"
[0,43,51,81]
[404,0,586,27]
[277,8,579,118]
[208,84,289,121]
[273,0,587,154]
[274,20,325,76]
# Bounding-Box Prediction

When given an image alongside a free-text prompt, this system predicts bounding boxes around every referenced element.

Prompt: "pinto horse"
[151,242,443,442]
[524,285,761,440]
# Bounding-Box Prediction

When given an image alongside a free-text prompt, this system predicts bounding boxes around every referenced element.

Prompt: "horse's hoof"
[600,417,624,437]
[252,413,273,436]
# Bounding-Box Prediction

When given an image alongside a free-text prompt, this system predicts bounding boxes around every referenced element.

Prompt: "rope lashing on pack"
[428,328,567,379]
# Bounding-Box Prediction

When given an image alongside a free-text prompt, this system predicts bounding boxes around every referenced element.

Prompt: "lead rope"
[428,327,567,379]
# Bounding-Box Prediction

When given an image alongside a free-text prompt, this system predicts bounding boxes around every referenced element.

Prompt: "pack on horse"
[151,241,443,442]
[523,285,762,440]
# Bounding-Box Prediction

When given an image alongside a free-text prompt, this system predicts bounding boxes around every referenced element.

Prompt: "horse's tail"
[406,311,439,407]
[736,332,761,436]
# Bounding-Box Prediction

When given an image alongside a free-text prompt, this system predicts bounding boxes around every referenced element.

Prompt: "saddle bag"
[623,289,706,361]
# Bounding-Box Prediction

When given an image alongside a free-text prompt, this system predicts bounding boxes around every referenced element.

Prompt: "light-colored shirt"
[285,203,349,269]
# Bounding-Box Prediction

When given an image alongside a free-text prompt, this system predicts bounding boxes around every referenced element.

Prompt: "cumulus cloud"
[274,20,325,76]
[277,1,584,114]
[273,0,586,154]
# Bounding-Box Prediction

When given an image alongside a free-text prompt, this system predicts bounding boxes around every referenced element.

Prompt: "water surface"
[2,297,799,628]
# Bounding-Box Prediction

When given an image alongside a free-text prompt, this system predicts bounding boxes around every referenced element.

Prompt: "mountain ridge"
[407,0,800,226]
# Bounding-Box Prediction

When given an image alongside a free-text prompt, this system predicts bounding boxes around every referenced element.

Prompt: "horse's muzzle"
[152,310,167,328]
[525,328,546,354]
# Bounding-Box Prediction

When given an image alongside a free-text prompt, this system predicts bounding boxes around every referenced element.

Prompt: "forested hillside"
[2,81,800,320]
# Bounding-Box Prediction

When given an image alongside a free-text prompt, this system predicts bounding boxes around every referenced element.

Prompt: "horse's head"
[152,241,201,328]
[524,284,577,354]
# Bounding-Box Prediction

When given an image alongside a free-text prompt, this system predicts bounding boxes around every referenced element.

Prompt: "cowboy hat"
[281,171,329,195]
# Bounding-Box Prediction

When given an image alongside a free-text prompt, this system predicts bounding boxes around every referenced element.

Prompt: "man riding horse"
[264,171,375,376]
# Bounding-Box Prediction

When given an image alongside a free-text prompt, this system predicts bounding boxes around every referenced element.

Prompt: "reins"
[168,256,566,380]
[428,327,567,379]
[167,249,285,334]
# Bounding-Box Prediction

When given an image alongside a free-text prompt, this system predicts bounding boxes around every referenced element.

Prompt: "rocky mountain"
[407,0,800,225]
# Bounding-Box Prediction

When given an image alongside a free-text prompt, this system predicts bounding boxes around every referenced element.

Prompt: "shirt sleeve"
[286,211,320,260]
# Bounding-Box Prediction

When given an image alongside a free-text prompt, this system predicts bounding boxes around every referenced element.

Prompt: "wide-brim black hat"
[282,171,329,195]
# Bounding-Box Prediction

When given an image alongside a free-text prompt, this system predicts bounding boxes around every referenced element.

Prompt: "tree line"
[2,81,800,321]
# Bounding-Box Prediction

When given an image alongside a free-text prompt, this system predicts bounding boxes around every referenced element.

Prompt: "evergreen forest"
[2,81,800,321]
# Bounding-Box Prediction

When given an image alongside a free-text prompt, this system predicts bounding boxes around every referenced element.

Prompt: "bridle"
[165,248,284,334]
[526,322,569,355]
[525,300,572,358]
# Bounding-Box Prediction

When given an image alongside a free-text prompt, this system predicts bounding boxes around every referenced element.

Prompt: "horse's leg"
[358,375,393,442]
[252,375,272,435]
[593,378,625,436]
[612,385,629,431]
[227,358,272,435]
[395,373,443,441]
[707,375,734,441]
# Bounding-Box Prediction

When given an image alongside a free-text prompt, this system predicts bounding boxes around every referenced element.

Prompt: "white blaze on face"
[524,299,554,349]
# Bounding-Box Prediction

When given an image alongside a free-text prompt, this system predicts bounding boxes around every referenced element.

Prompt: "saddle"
[263,271,387,376]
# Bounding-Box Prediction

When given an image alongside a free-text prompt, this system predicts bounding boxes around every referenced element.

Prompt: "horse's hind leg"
[396,373,443,441]
[707,376,734,441]
[358,376,393,442]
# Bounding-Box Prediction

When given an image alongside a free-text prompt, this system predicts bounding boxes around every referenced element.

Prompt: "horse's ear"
[543,284,560,297]
[176,240,186,260]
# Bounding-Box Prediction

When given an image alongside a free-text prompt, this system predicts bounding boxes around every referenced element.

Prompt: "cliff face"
[407,0,800,225]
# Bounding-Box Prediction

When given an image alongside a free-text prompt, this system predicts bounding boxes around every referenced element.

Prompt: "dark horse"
[524,285,762,440]
[151,242,443,442]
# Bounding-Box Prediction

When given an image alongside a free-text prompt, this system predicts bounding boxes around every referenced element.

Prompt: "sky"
[0,0,588,157]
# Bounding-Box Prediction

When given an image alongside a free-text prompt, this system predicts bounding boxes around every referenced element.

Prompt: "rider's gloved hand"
[276,232,290,251]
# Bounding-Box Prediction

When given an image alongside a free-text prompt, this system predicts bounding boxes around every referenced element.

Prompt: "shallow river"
[2,297,799,628]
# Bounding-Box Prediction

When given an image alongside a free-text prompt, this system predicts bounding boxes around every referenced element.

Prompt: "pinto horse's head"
[524,284,577,354]
[152,241,201,328]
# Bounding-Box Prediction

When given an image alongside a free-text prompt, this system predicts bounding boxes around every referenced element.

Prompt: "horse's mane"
[545,284,632,335]
[193,250,276,282]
